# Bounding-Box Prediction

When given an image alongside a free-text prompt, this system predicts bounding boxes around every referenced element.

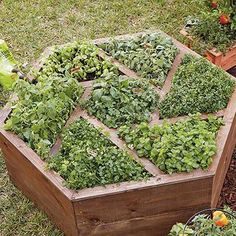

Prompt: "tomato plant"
[186,0,236,52]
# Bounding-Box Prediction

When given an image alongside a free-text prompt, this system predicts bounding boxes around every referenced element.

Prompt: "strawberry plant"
[37,42,118,82]
[48,118,150,190]
[99,33,178,87]
[82,72,159,128]
[118,114,223,174]
[159,54,235,118]
[4,76,84,158]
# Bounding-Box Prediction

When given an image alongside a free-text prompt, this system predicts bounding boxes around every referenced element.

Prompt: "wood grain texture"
[73,177,213,236]
[76,208,207,236]
[211,114,236,207]
[0,130,78,235]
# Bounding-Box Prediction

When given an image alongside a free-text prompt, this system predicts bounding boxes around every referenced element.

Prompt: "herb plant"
[99,33,178,86]
[4,76,84,158]
[159,54,235,118]
[118,114,223,174]
[48,118,150,190]
[37,42,118,81]
[82,72,159,128]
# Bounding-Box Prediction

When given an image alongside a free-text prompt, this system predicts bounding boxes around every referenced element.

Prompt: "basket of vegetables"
[169,207,236,236]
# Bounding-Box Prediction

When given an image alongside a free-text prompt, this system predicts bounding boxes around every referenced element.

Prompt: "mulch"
[218,149,236,210]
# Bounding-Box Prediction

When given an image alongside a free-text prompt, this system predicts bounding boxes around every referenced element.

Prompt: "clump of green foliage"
[99,33,178,86]
[4,76,84,158]
[82,72,159,128]
[48,118,150,190]
[118,114,223,174]
[159,54,235,118]
[37,42,118,81]
[169,207,236,236]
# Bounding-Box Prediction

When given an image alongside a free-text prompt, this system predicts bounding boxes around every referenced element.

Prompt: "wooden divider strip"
[159,51,185,101]
[80,111,162,177]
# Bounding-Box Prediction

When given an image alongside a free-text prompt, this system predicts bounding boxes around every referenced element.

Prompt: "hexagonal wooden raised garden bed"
[1,31,236,236]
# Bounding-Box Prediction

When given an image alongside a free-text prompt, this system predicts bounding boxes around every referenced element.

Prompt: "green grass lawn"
[0,1,206,235]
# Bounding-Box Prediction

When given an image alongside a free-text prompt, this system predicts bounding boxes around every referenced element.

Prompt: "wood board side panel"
[211,114,236,207]
[206,46,236,70]
[76,208,207,236]
[74,177,213,236]
[0,134,78,236]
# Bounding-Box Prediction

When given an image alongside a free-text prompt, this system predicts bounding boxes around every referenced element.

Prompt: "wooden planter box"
[1,31,236,236]
[180,28,236,70]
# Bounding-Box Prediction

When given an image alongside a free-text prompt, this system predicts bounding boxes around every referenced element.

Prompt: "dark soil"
[228,66,236,77]
[218,149,236,210]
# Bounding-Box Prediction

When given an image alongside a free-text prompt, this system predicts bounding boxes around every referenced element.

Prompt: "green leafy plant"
[99,33,178,87]
[36,42,118,82]
[169,207,236,236]
[82,72,159,128]
[4,76,84,158]
[48,118,150,190]
[159,54,235,118]
[118,114,223,174]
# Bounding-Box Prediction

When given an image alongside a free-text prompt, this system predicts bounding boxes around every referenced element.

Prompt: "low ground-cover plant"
[159,54,235,118]
[99,33,178,87]
[169,207,236,236]
[36,42,118,81]
[118,114,223,174]
[48,118,150,190]
[82,72,159,128]
[186,0,236,52]
[4,76,84,158]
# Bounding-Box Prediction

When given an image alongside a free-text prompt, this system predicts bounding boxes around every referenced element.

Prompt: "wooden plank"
[211,114,236,207]
[159,51,185,101]
[0,131,78,236]
[0,130,75,199]
[0,94,17,126]
[71,169,213,201]
[73,177,212,235]
[150,109,225,126]
[76,207,208,236]
[0,107,11,127]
